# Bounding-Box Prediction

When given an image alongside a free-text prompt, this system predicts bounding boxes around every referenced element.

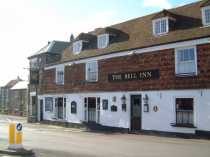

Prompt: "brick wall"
[41,44,210,94]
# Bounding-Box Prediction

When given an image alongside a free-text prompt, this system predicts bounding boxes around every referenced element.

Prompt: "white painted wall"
[38,89,210,134]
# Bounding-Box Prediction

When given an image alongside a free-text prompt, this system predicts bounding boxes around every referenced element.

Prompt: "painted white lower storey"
[38,89,210,134]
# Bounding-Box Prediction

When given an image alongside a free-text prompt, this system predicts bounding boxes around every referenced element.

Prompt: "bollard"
[8,123,23,150]
[15,123,23,146]
[9,123,15,145]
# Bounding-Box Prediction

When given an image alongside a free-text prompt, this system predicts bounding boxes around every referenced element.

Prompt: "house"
[0,77,22,113]
[28,40,70,122]
[9,81,28,116]
[30,0,210,136]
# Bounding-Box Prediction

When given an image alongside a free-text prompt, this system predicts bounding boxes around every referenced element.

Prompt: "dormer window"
[202,6,210,26]
[73,40,83,54]
[152,17,169,36]
[97,34,109,49]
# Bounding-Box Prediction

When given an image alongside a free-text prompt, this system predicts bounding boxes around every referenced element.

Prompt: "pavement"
[0,114,210,157]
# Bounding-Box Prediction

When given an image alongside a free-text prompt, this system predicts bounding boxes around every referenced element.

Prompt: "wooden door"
[131,95,142,131]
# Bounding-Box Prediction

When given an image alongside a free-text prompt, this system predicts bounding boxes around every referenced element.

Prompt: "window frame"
[45,97,53,112]
[174,97,195,127]
[152,17,169,36]
[71,101,77,114]
[97,34,109,49]
[202,6,210,26]
[30,57,39,70]
[73,40,83,54]
[55,66,65,85]
[85,61,98,82]
[175,46,198,76]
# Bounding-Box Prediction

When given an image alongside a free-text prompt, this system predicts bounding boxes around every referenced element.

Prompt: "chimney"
[70,34,74,42]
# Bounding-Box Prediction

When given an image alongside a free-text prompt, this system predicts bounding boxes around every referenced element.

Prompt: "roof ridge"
[52,40,70,43]
[93,0,202,29]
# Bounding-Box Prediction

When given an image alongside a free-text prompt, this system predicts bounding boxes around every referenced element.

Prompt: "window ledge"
[200,24,210,28]
[86,80,98,83]
[154,32,168,37]
[175,73,197,77]
[171,123,196,128]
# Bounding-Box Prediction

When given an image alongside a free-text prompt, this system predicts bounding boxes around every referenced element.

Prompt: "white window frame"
[55,66,64,85]
[152,17,169,36]
[73,40,83,54]
[175,46,198,76]
[174,96,195,126]
[97,34,109,49]
[202,6,210,26]
[45,97,53,113]
[85,61,98,82]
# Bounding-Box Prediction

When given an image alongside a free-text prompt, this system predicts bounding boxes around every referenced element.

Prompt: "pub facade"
[33,1,210,135]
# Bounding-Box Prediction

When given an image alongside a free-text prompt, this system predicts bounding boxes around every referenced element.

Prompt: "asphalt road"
[0,114,210,157]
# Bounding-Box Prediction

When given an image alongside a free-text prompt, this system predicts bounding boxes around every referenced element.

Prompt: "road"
[0,114,210,157]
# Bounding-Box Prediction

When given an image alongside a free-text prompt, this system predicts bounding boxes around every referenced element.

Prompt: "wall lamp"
[143,94,149,112]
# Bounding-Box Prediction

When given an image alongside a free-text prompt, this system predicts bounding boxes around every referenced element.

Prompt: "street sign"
[16,123,22,132]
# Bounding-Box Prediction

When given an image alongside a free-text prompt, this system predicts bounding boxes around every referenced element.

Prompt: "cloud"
[142,0,172,9]
[0,0,118,86]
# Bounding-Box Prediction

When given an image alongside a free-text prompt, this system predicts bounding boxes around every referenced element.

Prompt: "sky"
[0,0,198,86]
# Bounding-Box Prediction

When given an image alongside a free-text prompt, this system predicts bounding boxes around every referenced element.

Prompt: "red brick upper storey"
[41,44,210,94]
[40,0,210,94]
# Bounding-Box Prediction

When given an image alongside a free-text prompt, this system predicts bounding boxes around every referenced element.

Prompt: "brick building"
[0,77,22,113]
[28,40,70,122]
[30,1,210,135]
[9,81,28,116]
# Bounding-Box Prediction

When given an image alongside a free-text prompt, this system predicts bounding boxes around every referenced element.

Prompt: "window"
[102,99,108,110]
[202,6,210,26]
[97,34,109,49]
[175,98,194,126]
[73,40,83,54]
[175,46,197,76]
[86,61,98,82]
[153,18,169,35]
[71,101,77,114]
[56,67,64,85]
[30,58,39,69]
[45,97,53,112]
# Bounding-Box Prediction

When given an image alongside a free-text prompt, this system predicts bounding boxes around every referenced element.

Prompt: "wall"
[41,44,210,94]
[39,89,210,133]
[9,89,28,116]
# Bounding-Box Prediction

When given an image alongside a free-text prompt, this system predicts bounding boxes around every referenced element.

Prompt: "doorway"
[88,97,96,123]
[39,99,43,121]
[57,98,63,119]
[55,97,66,120]
[130,95,142,131]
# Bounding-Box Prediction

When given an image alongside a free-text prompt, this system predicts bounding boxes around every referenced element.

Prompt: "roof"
[4,77,22,88]
[57,0,210,65]
[200,0,210,7]
[28,40,70,59]
[11,81,28,90]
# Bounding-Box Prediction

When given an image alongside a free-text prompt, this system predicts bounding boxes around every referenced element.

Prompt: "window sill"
[153,32,168,37]
[175,73,197,77]
[56,83,64,86]
[171,123,196,128]
[200,24,210,28]
[86,80,98,83]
